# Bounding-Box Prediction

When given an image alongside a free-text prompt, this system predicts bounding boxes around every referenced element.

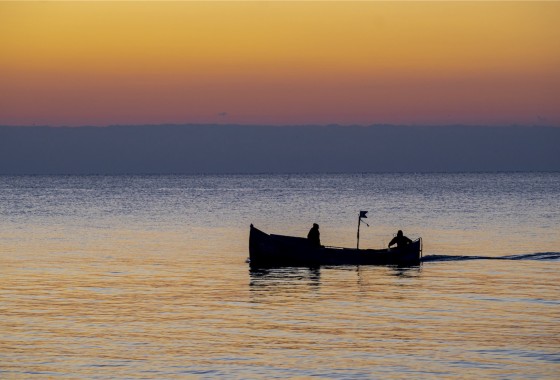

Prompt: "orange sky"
[1,1,559,126]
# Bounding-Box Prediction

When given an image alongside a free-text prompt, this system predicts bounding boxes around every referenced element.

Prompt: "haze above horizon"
[1,125,559,174]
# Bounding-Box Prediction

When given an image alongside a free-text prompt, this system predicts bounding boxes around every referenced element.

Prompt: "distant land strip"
[1,124,559,174]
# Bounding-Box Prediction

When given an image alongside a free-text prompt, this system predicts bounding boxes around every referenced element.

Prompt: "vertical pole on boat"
[357,211,368,250]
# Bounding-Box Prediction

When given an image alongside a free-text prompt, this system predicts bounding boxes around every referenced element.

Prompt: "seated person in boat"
[307,223,321,247]
[388,230,412,249]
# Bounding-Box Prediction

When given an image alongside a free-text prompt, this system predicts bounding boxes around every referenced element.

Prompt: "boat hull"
[249,225,421,267]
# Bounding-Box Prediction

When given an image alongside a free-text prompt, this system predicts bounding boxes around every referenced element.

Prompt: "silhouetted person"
[388,230,412,249]
[307,223,321,247]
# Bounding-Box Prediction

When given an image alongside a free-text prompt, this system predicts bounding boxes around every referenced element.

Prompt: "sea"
[1,173,559,379]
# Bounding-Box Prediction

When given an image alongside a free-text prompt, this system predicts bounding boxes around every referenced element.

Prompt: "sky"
[1,1,559,127]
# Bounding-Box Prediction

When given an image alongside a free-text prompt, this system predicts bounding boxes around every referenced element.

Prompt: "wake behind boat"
[249,224,422,268]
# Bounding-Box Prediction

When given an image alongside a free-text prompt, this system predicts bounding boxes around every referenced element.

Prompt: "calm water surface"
[1,173,559,378]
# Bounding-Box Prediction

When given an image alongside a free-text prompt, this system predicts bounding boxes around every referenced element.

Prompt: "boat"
[249,224,422,267]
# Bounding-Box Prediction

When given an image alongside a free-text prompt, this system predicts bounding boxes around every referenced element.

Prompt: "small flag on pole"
[359,211,368,219]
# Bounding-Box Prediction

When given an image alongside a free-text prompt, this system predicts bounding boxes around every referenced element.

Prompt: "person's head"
[313,223,319,229]
[397,230,403,237]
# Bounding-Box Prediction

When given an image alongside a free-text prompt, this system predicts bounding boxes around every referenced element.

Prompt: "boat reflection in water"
[249,267,321,290]
[249,262,422,291]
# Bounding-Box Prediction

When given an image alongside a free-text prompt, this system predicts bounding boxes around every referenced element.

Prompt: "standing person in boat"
[388,230,412,249]
[307,223,321,247]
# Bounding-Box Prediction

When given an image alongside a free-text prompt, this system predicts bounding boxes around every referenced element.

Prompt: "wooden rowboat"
[249,224,422,267]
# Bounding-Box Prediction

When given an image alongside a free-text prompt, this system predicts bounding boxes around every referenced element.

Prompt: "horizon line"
[1,123,559,129]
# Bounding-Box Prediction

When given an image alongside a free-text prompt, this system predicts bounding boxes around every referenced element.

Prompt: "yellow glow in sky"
[1,1,559,126]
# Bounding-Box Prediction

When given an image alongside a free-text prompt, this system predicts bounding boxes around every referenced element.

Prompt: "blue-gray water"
[1,173,559,378]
